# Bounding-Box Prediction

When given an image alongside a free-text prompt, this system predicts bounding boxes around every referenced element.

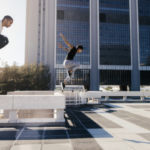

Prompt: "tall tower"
[25,0,56,90]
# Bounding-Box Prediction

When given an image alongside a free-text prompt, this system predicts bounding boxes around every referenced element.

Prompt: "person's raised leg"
[68,61,80,75]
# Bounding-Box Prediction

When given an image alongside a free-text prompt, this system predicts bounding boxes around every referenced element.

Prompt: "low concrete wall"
[0,91,65,124]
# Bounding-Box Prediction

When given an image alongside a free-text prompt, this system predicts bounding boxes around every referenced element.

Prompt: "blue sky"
[0,0,26,67]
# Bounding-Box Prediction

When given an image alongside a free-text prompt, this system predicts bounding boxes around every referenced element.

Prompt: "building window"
[56,69,90,85]
[138,0,150,66]
[99,0,131,65]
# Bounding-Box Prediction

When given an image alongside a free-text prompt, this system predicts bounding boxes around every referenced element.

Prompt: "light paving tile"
[106,128,133,134]
[99,141,134,150]
[10,144,42,150]
[93,110,150,134]
[116,133,150,150]
[42,144,73,150]
[0,145,12,150]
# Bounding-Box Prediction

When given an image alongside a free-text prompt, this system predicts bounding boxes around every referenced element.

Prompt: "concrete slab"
[10,144,42,150]
[42,144,73,150]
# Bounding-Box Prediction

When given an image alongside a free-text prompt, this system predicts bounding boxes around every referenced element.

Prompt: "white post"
[92,98,95,102]
[54,109,57,119]
[123,96,127,101]
[105,96,109,101]
[141,96,145,101]
[98,98,101,104]
[9,110,17,121]
[56,109,64,121]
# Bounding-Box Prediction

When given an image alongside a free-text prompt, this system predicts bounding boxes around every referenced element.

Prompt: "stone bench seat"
[0,92,65,124]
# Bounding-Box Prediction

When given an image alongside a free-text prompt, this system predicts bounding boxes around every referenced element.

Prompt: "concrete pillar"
[56,109,64,121]
[130,0,140,91]
[46,0,56,90]
[9,110,17,121]
[90,0,99,91]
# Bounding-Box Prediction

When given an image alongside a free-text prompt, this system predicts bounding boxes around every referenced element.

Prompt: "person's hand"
[60,33,63,37]
[58,43,62,48]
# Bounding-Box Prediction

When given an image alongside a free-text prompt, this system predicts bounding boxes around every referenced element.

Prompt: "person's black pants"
[0,34,9,49]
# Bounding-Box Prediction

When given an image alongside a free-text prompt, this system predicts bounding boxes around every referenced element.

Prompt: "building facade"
[25,0,150,91]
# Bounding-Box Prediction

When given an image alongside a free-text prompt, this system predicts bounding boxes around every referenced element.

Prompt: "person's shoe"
[68,71,72,77]
[61,82,65,90]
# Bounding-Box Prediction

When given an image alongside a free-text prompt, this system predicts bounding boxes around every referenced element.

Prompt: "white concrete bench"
[0,92,65,123]
[79,91,150,104]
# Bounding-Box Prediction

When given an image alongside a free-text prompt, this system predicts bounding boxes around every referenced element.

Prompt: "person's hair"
[2,16,13,22]
[77,45,84,50]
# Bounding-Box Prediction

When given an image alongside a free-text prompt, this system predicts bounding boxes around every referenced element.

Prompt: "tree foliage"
[0,62,51,94]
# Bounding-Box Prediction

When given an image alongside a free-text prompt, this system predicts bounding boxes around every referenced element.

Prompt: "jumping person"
[59,33,83,90]
[0,16,13,49]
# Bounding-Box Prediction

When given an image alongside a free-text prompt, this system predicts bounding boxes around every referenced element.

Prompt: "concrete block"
[13,95,65,109]
[107,92,126,96]
[0,96,13,109]
[9,110,17,121]
[56,109,64,121]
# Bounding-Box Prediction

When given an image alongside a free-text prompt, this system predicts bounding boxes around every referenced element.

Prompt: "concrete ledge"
[0,96,13,109]
[0,122,65,127]
[13,95,65,109]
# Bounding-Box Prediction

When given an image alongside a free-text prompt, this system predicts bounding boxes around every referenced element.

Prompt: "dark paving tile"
[138,133,150,141]
[69,134,93,139]
[20,130,44,137]
[0,131,20,138]
[67,129,89,135]
[0,145,12,150]
[83,124,101,129]
[45,130,66,136]
[71,141,103,150]
[0,137,16,140]
[65,121,85,129]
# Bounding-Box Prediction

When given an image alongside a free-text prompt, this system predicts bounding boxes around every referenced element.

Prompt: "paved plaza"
[0,103,150,150]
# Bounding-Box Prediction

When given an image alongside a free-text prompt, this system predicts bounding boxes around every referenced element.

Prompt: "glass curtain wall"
[99,0,131,65]
[138,0,150,66]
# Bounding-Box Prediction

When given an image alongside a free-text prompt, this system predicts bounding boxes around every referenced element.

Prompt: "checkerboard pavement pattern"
[0,103,150,150]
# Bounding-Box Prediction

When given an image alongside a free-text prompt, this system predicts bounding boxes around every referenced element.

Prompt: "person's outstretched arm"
[60,33,73,49]
[58,43,70,52]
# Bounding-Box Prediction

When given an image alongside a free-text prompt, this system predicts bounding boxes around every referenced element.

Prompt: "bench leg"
[92,98,95,102]
[141,96,145,101]
[123,96,127,101]
[82,97,87,104]
[9,110,17,121]
[98,99,101,104]
[105,96,109,101]
[56,109,64,121]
